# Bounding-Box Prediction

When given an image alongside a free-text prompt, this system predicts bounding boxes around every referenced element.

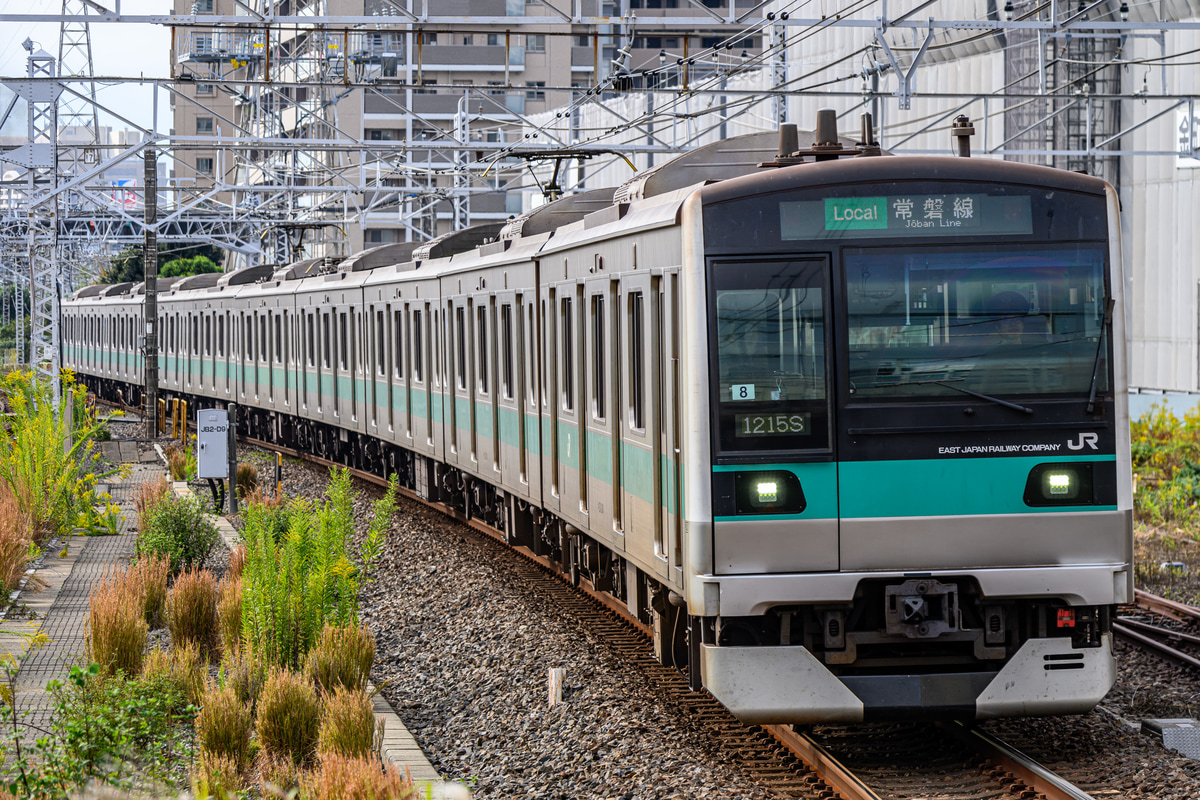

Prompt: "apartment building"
[171,0,760,260]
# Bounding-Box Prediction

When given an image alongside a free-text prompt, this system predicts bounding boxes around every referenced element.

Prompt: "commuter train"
[64,111,1133,723]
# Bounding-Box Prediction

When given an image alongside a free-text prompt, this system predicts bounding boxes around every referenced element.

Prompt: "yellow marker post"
[157,399,166,436]
[180,400,188,446]
[171,399,179,437]
[276,452,283,497]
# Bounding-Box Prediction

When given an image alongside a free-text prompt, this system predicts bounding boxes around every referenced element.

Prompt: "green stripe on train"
[838,454,1117,517]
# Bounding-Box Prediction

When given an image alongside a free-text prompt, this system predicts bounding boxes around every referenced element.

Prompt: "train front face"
[683,158,1132,724]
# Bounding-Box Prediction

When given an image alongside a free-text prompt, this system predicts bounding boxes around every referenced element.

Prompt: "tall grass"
[241,469,396,669]
[127,552,170,626]
[134,475,170,534]
[316,687,377,760]
[299,753,415,800]
[167,569,219,656]
[195,683,252,772]
[305,624,375,695]
[217,577,242,656]
[0,370,115,541]
[86,569,148,676]
[255,668,321,768]
[0,482,32,595]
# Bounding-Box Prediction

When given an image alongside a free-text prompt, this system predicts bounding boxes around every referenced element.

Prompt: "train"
[64,110,1134,724]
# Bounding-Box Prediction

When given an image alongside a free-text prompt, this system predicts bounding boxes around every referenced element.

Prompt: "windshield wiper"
[869,379,1033,415]
[1085,297,1116,414]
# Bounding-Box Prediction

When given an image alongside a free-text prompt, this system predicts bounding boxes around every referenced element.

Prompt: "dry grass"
[316,687,377,760]
[227,543,246,582]
[167,568,219,656]
[193,750,243,798]
[166,447,187,481]
[305,624,376,695]
[256,667,321,768]
[298,753,416,800]
[127,552,169,626]
[196,683,253,771]
[142,641,208,705]
[86,567,148,676]
[0,483,32,596]
[134,475,171,533]
[219,646,268,712]
[217,576,243,656]
[236,462,259,499]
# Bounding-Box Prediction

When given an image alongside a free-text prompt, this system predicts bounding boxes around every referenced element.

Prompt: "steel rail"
[945,721,1096,800]
[1118,616,1200,646]
[1134,589,1200,623]
[1113,620,1200,671]
[763,725,883,800]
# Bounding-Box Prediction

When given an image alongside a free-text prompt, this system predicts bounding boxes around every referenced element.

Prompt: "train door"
[584,277,619,546]
[621,273,664,575]
[553,282,586,528]
[474,296,497,477]
[542,288,561,515]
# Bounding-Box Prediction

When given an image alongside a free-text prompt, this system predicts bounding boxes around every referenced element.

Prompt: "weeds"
[0,483,32,595]
[241,469,396,668]
[195,684,252,772]
[134,476,170,533]
[142,642,207,707]
[127,553,169,626]
[218,647,267,713]
[217,577,242,656]
[237,462,259,498]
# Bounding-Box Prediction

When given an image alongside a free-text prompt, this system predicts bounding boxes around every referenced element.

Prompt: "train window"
[477,305,489,394]
[844,245,1109,401]
[455,306,466,389]
[260,315,268,363]
[711,258,831,455]
[561,297,574,412]
[322,314,331,369]
[307,315,315,367]
[218,316,225,357]
[274,315,283,362]
[245,317,253,361]
[377,311,386,375]
[413,308,424,382]
[339,313,348,370]
[591,295,605,420]
[393,310,403,377]
[526,302,537,404]
[501,304,514,400]
[630,291,645,431]
[192,317,199,356]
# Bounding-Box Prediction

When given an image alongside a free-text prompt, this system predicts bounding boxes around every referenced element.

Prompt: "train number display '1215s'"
[65,110,1133,723]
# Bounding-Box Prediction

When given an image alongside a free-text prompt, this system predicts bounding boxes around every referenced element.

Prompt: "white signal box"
[196,409,230,479]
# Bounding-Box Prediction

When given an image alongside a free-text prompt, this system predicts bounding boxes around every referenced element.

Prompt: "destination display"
[780,194,1034,240]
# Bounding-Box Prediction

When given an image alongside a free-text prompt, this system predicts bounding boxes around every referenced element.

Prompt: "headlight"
[1024,463,1094,507]
[735,470,806,515]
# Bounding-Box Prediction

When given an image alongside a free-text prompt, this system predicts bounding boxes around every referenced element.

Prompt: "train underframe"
[85,374,1117,722]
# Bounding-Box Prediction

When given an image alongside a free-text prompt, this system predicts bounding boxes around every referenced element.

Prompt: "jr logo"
[1067,432,1100,451]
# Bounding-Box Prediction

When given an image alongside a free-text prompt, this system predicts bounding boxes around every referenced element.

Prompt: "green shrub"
[241,470,396,669]
[316,688,377,760]
[305,624,375,695]
[196,684,252,771]
[256,668,320,768]
[137,494,219,575]
[167,569,219,656]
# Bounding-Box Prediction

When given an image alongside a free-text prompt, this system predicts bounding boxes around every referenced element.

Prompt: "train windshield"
[711,259,831,454]
[844,245,1108,401]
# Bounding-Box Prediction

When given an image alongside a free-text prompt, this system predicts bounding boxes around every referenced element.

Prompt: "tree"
[160,255,220,278]
[99,242,225,284]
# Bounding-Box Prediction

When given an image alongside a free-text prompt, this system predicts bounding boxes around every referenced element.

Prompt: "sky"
[0,0,171,136]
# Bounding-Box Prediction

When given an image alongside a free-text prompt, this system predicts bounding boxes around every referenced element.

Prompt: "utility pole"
[143,148,158,436]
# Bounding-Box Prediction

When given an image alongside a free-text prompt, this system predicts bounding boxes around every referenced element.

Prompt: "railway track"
[1115,589,1200,670]
[227,433,1096,800]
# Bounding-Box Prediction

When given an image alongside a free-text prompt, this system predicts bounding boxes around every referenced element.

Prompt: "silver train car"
[64,115,1133,723]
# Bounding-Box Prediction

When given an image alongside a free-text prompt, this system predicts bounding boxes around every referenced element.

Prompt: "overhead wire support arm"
[875,18,935,110]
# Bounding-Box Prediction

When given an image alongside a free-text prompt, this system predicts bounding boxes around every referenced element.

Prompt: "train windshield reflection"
[845,246,1109,400]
